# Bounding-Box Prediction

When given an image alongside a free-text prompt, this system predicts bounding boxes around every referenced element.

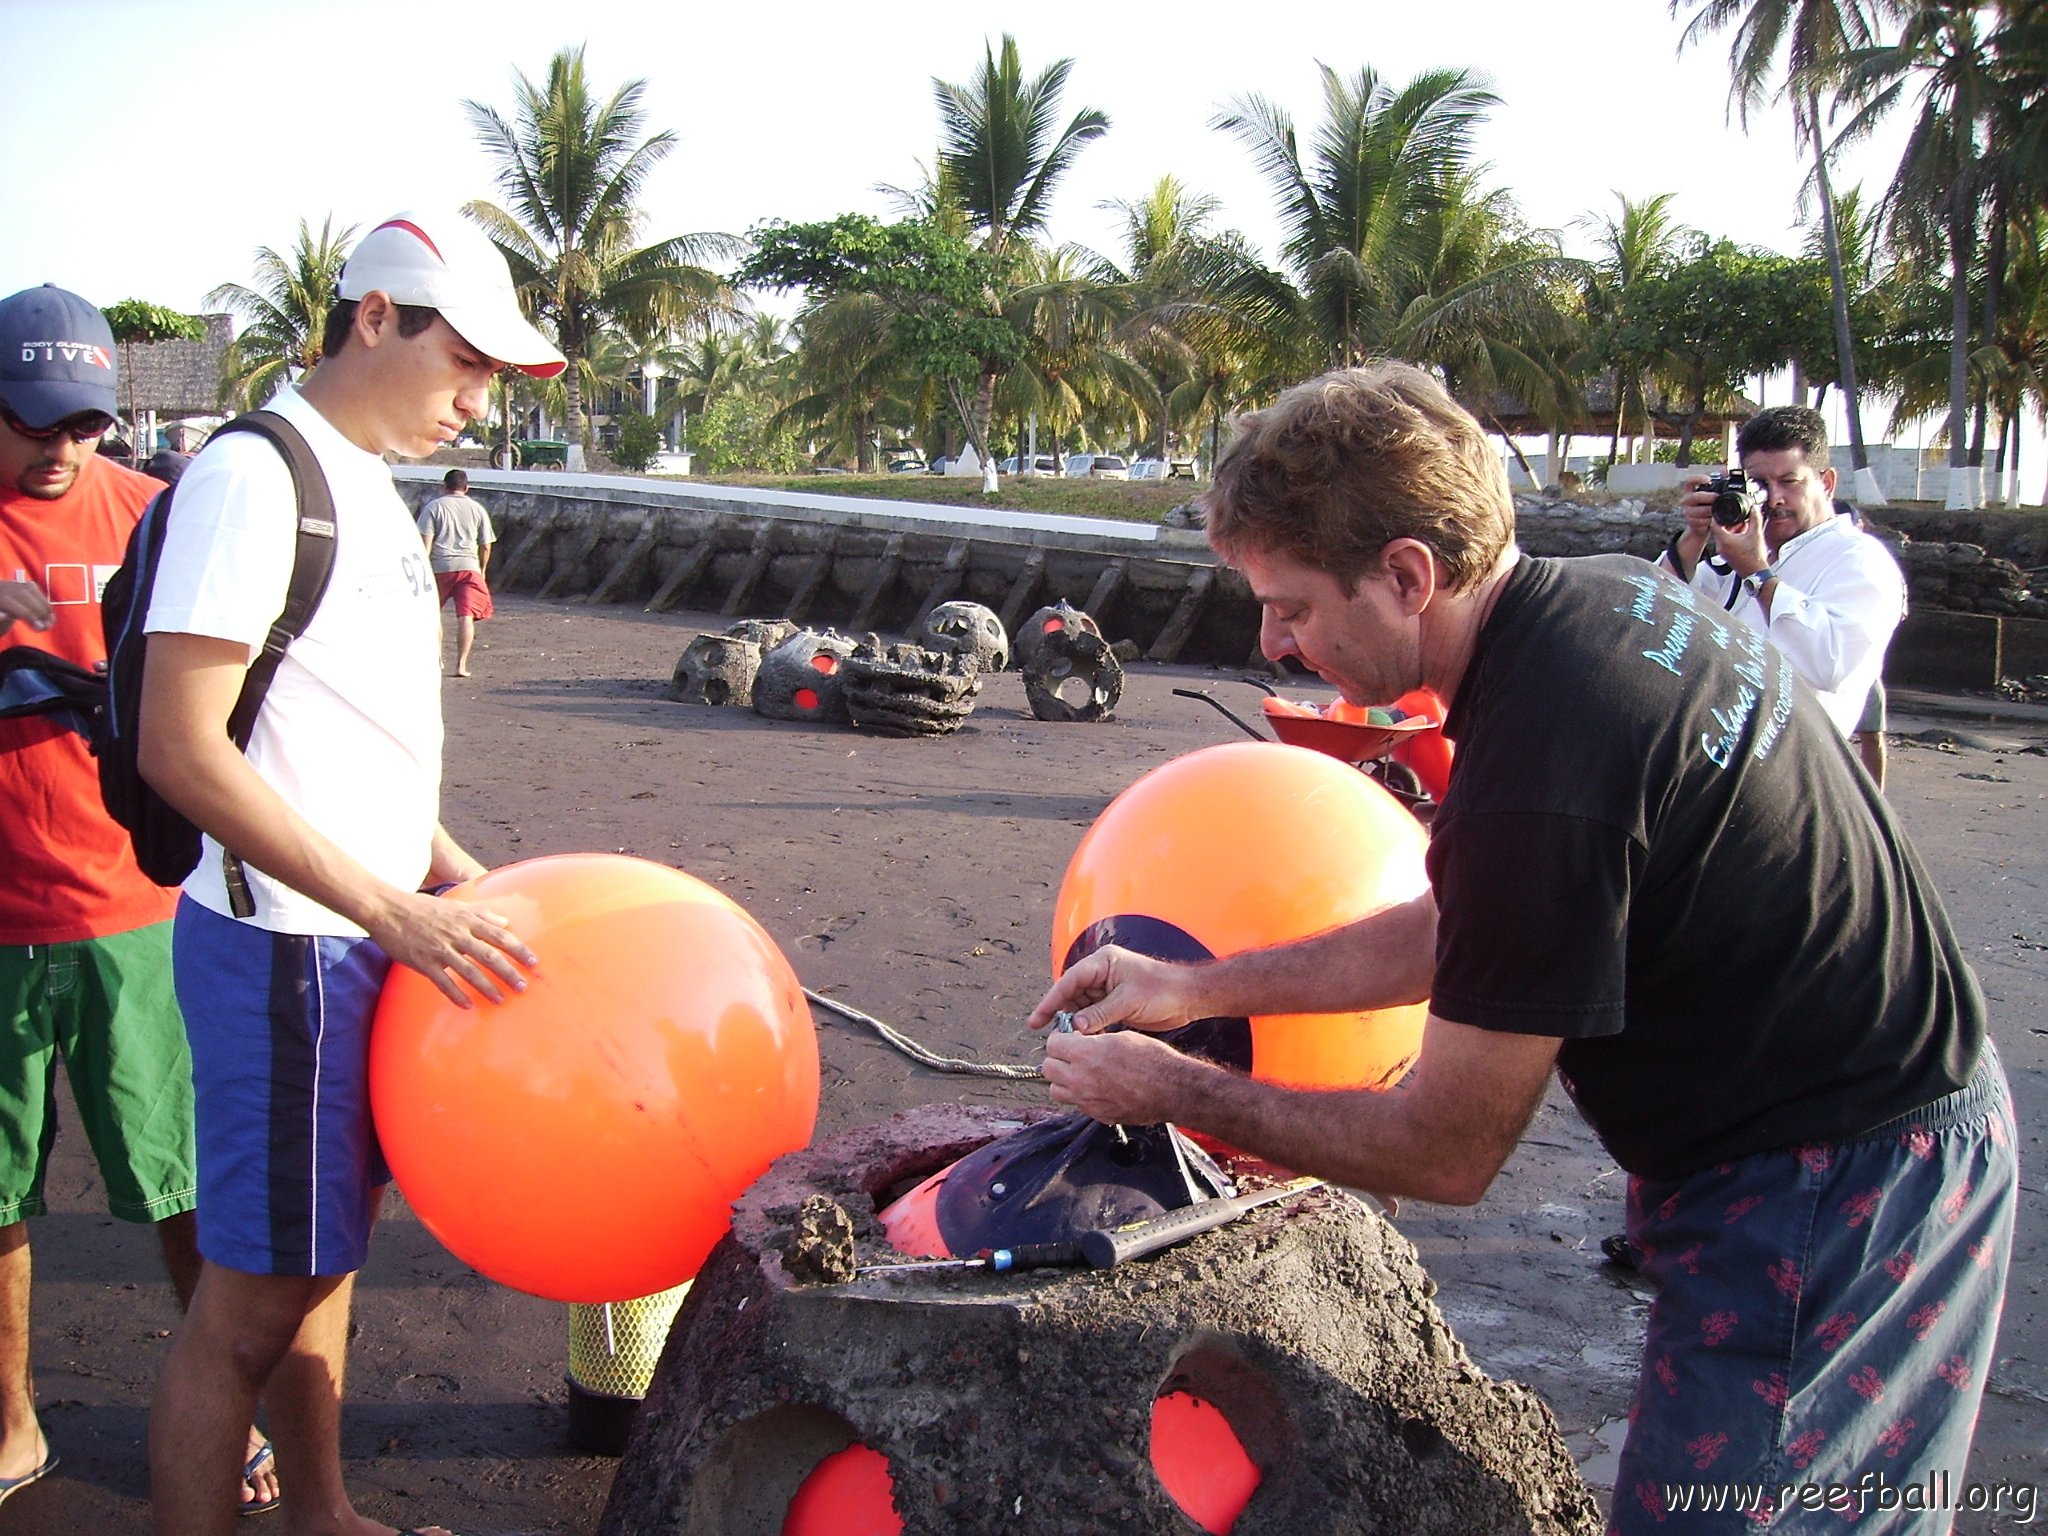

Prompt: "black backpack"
[0,410,336,916]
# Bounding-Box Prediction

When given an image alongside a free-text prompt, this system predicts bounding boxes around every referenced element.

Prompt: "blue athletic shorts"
[1611,1043,2018,1533]
[174,897,392,1276]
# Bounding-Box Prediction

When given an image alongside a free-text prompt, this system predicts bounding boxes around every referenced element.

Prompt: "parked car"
[999,454,1060,475]
[1063,454,1097,478]
[1128,458,1167,481]
[886,457,927,474]
[1087,455,1130,480]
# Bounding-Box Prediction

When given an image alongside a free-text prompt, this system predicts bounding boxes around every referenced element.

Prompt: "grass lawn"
[652,470,1203,525]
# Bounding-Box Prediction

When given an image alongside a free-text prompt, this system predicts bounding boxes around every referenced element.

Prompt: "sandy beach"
[9,592,2043,1535]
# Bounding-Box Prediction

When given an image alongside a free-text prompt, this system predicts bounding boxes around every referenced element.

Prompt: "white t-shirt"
[146,387,443,936]
[1686,513,1906,736]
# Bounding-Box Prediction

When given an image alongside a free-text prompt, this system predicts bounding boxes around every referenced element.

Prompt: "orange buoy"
[782,1443,903,1536]
[1052,743,1428,1090]
[370,853,819,1303]
[1151,1390,1261,1533]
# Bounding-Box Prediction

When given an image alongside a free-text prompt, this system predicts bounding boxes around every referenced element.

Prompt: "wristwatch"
[1742,567,1777,599]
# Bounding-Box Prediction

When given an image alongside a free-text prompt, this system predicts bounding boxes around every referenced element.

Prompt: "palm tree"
[778,293,918,470]
[999,244,1149,462]
[207,216,354,410]
[935,35,1110,262]
[465,45,736,457]
[1832,0,2002,507]
[930,35,1109,483]
[1578,192,1692,462]
[1672,0,1896,501]
[1093,176,1228,460]
[1210,65,1584,475]
[1211,64,1501,368]
[1407,179,1586,480]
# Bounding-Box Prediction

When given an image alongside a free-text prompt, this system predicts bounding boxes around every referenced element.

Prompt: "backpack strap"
[204,410,339,918]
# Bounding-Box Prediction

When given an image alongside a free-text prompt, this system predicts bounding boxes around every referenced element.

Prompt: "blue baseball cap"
[0,285,118,428]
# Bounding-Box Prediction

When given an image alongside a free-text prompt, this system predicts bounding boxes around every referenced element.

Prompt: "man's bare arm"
[1041,1014,1559,1206]
[136,630,534,1005]
[1027,889,1436,1035]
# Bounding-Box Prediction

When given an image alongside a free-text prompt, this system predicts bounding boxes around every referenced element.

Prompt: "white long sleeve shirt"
[1679,514,1906,736]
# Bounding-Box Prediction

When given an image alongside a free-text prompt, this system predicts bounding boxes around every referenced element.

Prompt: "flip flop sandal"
[240,1439,281,1517]
[1599,1232,1642,1272]
[0,1449,57,1506]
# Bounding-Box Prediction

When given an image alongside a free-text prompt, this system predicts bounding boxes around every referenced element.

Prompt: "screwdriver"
[1076,1176,1324,1266]
[861,1242,1083,1277]
[858,1177,1325,1278]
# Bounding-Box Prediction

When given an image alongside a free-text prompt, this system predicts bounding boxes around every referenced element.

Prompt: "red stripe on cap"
[370,219,444,263]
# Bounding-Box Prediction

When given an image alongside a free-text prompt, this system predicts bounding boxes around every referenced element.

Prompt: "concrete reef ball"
[368,853,820,1304]
[669,633,762,707]
[918,600,1010,673]
[1013,599,1101,673]
[1022,617,1123,723]
[842,642,982,738]
[596,1103,1599,1536]
[753,630,860,724]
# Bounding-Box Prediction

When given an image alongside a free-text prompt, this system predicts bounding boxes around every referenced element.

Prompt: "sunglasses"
[1,403,118,444]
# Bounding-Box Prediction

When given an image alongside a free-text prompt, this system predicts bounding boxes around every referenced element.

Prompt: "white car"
[1063,454,1097,478]
[1087,455,1130,481]
[1128,458,1167,481]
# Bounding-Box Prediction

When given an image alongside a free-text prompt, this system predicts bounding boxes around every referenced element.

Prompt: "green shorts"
[0,922,197,1224]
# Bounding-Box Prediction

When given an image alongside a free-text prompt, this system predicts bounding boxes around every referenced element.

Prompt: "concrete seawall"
[396,468,2048,690]
[395,468,1262,667]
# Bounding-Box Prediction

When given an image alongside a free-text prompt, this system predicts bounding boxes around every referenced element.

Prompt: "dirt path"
[12,594,2043,1534]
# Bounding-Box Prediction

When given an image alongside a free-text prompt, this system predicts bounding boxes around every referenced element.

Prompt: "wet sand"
[11,593,2044,1534]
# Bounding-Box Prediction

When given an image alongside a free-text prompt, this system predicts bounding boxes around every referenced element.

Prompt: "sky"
[7,0,2018,483]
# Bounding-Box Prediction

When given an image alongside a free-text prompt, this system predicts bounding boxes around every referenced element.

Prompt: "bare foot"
[455,668,472,678]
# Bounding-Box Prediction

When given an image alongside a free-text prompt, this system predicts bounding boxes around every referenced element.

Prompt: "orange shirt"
[0,454,178,943]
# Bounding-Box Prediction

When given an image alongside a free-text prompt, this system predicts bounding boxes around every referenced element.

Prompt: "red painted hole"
[1151,1390,1260,1534]
[793,688,821,713]
[782,1443,902,1536]
[810,653,839,674]
[1042,618,1065,634]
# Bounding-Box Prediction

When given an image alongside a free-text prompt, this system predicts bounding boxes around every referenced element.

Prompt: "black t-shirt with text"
[1429,555,1982,1179]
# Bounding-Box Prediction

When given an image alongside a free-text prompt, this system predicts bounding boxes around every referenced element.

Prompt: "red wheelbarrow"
[1172,681,1454,815]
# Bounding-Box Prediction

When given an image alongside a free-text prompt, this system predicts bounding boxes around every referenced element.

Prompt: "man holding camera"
[1035,364,2014,1534]
[1660,406,1905,784]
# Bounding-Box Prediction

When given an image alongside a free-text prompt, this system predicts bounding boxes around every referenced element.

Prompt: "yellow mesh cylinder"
[566,1283,692,1400]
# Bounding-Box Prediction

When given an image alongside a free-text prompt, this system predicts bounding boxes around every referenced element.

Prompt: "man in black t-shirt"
[1031,362,2016,1531]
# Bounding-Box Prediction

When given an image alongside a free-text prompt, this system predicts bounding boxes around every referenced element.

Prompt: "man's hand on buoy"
[1026,944,1206,1036]
[371,889,535,1007]
[1042,1028,1199,1126]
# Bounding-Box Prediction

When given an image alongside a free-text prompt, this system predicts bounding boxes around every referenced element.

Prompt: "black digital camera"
[1707,469,1763,528]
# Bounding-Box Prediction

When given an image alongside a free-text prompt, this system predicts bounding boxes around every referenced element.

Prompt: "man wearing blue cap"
[0,284,280,1515]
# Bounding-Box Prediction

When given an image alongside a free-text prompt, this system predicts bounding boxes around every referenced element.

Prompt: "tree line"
[193,6,2045,504]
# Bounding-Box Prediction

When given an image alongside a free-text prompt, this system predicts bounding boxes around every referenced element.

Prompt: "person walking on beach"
[0,284,280,1517]
[1035,362,2016,1533]
[417,468,495,677]
[138,211,562,1536]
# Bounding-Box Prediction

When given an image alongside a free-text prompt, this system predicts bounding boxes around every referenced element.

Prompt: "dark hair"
[319,299,439,359]
[1203,361,1515,595]
[443,469,469,492]
[1737,405,1829,464]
